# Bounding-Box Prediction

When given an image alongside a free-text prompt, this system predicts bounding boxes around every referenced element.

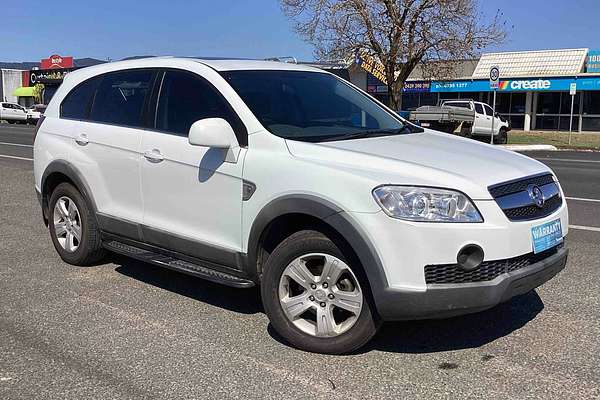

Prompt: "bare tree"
[280,0,507,109]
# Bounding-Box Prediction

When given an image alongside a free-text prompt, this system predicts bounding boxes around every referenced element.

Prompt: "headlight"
[372,186,483,222]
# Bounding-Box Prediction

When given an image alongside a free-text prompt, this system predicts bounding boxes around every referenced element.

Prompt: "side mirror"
[188,118,240,163]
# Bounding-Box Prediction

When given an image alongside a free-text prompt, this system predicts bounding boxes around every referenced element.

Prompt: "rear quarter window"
[61,76,102,120]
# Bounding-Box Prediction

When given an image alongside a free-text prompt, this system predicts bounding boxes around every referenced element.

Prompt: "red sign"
[40,54,74,69]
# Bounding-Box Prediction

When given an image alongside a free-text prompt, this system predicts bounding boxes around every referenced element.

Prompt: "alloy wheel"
[278,253,363,337]
[53,196,82,252]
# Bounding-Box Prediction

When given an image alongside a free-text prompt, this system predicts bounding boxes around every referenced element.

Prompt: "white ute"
[410,99,511,144]
[0,102,29,124]
[34,58,568,354]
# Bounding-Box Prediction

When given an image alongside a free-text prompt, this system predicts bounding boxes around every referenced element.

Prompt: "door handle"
[75,133,89,146]
[143,149,164,163]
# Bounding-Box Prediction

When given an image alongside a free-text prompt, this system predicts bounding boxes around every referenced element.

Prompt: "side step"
[103,240,255,288]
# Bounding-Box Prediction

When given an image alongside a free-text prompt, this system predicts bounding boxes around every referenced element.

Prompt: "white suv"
[34,58,568,354]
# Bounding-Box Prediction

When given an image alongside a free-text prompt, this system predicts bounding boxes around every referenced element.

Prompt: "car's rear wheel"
[48,182,106,266]
[261,230,379,354]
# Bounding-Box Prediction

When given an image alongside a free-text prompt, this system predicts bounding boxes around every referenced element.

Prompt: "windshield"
[221,70,409,142]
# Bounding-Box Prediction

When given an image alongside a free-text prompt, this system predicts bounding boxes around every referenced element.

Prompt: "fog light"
[457,245,484,271]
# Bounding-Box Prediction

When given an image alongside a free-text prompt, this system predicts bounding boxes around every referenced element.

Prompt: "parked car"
[0,102,28,124]
[410,99,511,144]
[26,104,46,124]
[33,58,568,354]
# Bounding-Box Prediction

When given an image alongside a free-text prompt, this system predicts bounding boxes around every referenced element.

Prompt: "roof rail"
[264,56,298,64]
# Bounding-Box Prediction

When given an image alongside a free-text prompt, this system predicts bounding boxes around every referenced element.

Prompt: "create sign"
[40,54,74,69]
[431,77,600,93]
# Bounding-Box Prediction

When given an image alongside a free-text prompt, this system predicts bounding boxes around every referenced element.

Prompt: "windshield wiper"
[319,126,410,142]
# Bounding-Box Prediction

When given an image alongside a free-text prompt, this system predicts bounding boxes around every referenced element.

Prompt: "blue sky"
[2,0,600,62]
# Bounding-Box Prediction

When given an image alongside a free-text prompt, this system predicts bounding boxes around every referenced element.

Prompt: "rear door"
[473,103,491,134]
[139,68,247,265]
[66,69,157,238]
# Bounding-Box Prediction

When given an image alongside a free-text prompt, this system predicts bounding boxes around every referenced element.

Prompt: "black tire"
[494,128,508,145]
[7,120,15,124]
[261,230,380,354]
[48,182,106,266]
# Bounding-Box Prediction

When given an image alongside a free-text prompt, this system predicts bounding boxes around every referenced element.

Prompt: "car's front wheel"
[494,128,508,144]
[261,230,379,354]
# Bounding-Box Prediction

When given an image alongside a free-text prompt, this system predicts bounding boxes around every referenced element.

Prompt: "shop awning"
[13,87,36,97]
[472,48,588,79]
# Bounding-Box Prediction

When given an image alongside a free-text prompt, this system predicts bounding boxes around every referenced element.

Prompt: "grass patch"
[509,130,600,150]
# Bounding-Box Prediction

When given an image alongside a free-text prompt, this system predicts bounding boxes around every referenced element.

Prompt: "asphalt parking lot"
[1,124,599,399]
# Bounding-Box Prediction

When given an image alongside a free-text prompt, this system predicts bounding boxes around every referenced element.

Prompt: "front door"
[140,69,247,267]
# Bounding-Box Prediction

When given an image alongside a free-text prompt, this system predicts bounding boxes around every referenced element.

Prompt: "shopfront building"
[347,48,600,131]
[431,75,600,132]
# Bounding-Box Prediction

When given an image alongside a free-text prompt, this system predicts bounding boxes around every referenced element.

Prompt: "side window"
[61,76,102,120]
[90,69,155,128]
[474,103,484,115]
[155,70,246,144]
[484,104,494,116]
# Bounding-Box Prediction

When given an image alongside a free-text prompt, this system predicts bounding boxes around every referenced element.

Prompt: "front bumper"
[376,246,567,320]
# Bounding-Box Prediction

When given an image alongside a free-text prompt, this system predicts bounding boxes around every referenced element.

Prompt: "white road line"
[0,154,33,161]
[566,196,600,203]
[0,141,33,148]
[536,158,600,164]
[569,225,600,232]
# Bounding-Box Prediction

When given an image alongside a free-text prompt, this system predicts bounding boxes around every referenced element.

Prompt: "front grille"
[489,174,562,221]
[489,174,555,198]
[424,245,560,284]
[503,195,562,221]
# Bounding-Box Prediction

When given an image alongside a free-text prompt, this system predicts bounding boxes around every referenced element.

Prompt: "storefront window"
[439,92,459,100]
[420,93,438,106]
[495,93,510,113]
[582,92,600,115]
[536,115,559,130]
[559,92,580,115]
[536,92,561,114]
[582,116,600,131]
[401,93,420,110]
[510,93,526,114]
[472,92,489,103]
[558,116,579,131]
[509,115,524,129]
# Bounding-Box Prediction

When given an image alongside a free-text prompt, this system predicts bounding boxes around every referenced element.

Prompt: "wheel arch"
[41,160,97,225]
[247,195,389,306]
